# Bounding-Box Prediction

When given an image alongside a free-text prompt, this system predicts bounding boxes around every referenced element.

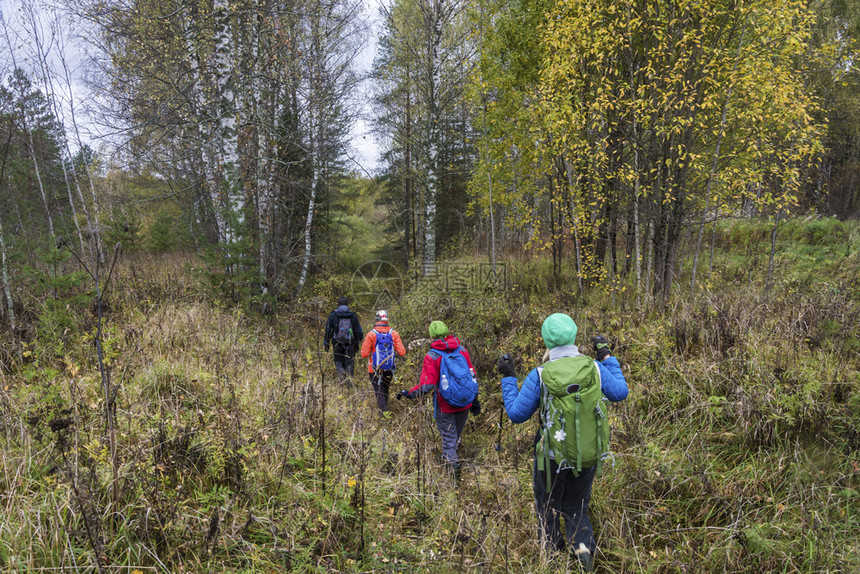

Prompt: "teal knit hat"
[541,313,578,349]
[429,320,449,339]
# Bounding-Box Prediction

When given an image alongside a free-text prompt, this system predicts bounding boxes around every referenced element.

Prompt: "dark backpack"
[372,330,396,370]
[432,347,478,408]
[334,316,353,346]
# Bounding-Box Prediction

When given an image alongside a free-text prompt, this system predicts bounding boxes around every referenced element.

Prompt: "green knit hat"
[541,313,578,349]
[429,320,449,339]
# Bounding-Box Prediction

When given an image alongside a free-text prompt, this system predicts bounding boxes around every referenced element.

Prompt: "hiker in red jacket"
[398,320,481,481]
[360,310,406,412]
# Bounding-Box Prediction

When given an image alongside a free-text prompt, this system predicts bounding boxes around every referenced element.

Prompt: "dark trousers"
[370,370,393,411]
[333,342,355,378]
[436,406,469,464]
[533,456,596,555]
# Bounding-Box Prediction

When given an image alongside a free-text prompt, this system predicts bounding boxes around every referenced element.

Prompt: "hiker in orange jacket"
[360,310,406,411]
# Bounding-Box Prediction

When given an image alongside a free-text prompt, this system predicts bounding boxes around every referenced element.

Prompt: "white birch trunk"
[481,95,495,275]
[23,2,92,257]
[248,3,271,285]
[297,1,324,296]
[25,113,53,238]
[564,159,584,296]
[634,181,641,300]
[213,0,240,242]
[56,22,102,231]
[707,216,718,283]
[27,3,97,229]
[632,121,642,297]
[61,57,100,222]
[297,169,319,295]
[61,160,86,253]
[1,10,54,238]
[0,211,14,332]
[257,72,276,284]
[182,0,223,241]
[645,220,654,298]
[423,0,443,275]
[625,3,642,301]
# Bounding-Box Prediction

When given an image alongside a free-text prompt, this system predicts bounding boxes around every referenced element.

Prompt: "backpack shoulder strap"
[535,365,554,489]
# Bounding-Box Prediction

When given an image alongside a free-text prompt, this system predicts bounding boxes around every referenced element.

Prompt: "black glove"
[470,396,481,415]
[324,343,329,352]
[591,336,611,361]
[497,354,516,378]
[397,390,414,400]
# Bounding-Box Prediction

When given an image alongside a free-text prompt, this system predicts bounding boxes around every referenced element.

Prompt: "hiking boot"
[574,543,593,572]
[444,461,462,484]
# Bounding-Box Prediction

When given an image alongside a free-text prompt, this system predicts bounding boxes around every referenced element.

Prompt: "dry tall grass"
[1,234,858,572]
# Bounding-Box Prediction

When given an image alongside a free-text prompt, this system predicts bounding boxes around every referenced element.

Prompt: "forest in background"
[0,0,859,308]
[0,0,859,572]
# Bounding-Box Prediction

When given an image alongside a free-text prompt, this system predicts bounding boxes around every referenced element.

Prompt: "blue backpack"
[432,347,478,408]
[372,330,396,370]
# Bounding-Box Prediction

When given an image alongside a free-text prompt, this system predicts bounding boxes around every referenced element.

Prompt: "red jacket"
[360,323,406,373]
[409,335,475,413]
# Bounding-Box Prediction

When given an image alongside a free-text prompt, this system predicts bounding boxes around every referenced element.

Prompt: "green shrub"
[104,209,142,250]
[145,208,188,251]
[783,216,848,245]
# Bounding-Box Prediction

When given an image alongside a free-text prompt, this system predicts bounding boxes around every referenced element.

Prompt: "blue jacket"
[501,345,628,423]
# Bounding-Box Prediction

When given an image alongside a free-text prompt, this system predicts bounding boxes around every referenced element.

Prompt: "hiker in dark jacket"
[398,320,480,481]
[498,313,627,572]
[323,296,364,379]
[360,310,406,412]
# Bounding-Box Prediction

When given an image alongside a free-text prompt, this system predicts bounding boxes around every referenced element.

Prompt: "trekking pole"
[494,402,504,452]
[494,354,509,452]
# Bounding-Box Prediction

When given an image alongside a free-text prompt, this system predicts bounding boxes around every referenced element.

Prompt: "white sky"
[1,2,88,140]
[0,0,382,174]
[350,0,382,174]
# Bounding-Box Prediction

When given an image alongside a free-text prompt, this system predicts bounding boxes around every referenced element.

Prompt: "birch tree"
[70,0,363,297]
[1,14,55,239]
[472,0,822,301]
[212,0,241,244]
[23,0,95,257]
[296,0,363,295]
[373,0,476,274]
[0,103,15,332]
[373,0,423,267]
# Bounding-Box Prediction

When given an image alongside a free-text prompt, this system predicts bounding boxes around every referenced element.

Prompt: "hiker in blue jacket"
[498,313,627,572]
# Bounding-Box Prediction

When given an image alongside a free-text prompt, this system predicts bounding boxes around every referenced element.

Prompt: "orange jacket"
[360,323,406,373]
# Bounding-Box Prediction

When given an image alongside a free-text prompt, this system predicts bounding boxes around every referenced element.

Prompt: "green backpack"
[537,355,610,487]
